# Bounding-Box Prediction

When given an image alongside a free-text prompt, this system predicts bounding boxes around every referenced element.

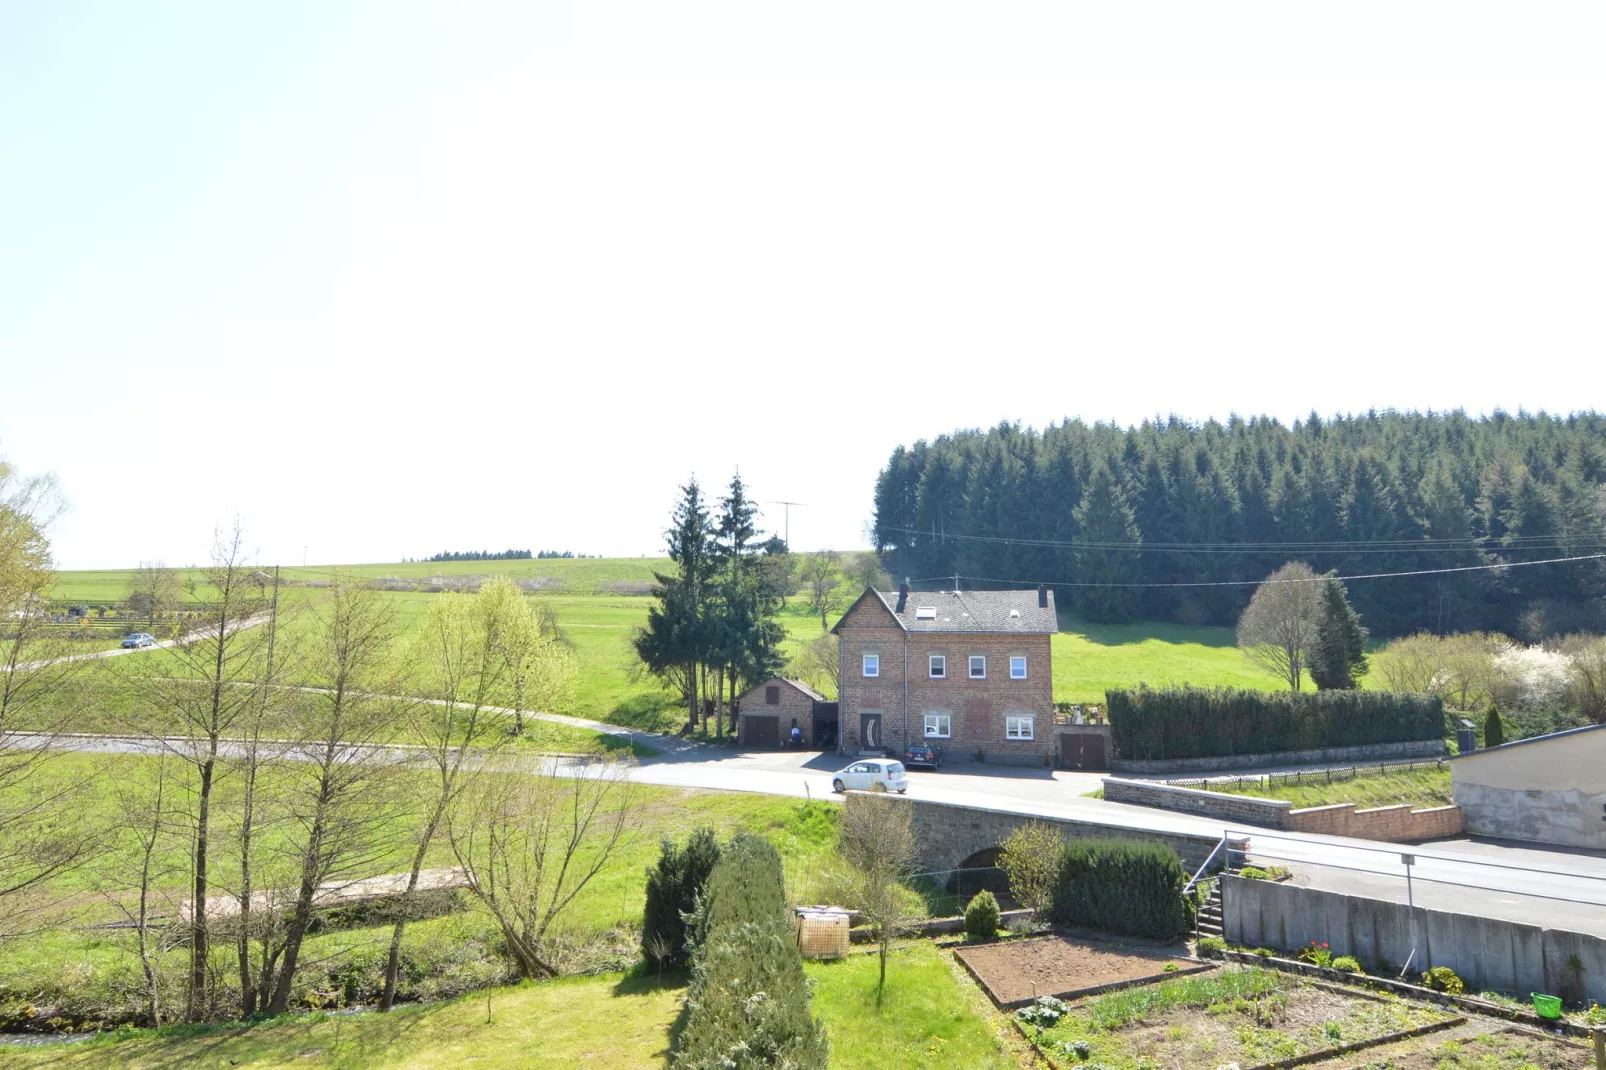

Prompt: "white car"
[832,759,908,794]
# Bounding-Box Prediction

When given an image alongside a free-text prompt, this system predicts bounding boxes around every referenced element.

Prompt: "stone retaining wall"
[1102,778,1462,843]
[1110,738,1447,775]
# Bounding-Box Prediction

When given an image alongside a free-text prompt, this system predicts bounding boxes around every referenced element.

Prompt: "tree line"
[872,410,1606,637]
[423,549,533,562]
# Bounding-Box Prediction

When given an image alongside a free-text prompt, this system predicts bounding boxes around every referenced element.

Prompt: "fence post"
[1593,1027,1604,1070]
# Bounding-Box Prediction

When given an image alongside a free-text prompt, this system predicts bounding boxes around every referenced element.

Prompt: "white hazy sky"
[2,2,1603,569]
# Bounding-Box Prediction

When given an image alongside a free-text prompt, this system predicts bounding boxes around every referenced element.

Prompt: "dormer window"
[915,606,937,620]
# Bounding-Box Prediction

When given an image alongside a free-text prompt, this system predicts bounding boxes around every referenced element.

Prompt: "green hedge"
[1049,838,1193,940]
[642,827,722,971]
[675,834,827,1070]
[1106,686,1444,761]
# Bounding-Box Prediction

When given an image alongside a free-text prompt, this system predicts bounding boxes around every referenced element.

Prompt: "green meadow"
[52,557,1301,730]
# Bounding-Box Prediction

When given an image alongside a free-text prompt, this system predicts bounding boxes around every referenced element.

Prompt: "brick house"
[734,677,829,748]
[831,585,1057,764]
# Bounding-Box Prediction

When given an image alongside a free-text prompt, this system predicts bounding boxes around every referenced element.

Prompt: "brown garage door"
[745,716,779,749]
[1058,731,1107,771]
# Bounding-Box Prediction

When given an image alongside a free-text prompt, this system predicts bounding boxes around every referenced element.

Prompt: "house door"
[859,713,883,752]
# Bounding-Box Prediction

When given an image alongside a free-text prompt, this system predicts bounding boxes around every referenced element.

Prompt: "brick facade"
[834,590,1055,763]
[735,678,821,748]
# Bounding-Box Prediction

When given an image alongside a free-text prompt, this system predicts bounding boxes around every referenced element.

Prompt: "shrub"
[964,890,1001,939]
[999,821,1063,918]
[1105,686,1443,761]
[1421,966,1465,994]
[1049,838,1194,940]
[1253,947,1274,958]
[1196,936,1227,958]
[1483,707,1505,748]
[675,835,827,1070]
[642,828,722,971]
[1239,866,1269,880]
[1332,956,1361,973]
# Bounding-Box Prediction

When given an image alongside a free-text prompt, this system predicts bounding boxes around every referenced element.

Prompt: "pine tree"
[635,478,716,730]
[1483,706,1505,748]
[1309,576,1368,690]
[1071,461,1141,622]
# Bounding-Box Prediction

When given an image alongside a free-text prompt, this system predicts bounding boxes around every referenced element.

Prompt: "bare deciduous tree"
[481,577,575,737]
[447,755,638,979]
[788,633,840,698]
[837,793,919,1000]
[800,551,845,632]
[101,754,184,1026]
[264,577,409,1014]
[1236,562,1322,691]
[128,561,182,632]
[1561,634,1606,723]
[123,524,275,1022]
[379,587,517,1011]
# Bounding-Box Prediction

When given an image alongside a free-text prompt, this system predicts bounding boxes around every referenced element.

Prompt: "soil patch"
[956,933,1193,1005]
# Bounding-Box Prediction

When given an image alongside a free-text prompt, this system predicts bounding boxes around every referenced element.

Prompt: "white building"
[1450,724,1606,850]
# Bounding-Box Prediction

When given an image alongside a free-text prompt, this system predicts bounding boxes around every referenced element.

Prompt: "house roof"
[737,677,828,703]
[1447,722,1606,761]
[832,587,1058,635]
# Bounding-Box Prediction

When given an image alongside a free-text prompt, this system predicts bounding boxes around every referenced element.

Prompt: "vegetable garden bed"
[955,933,1200,1007]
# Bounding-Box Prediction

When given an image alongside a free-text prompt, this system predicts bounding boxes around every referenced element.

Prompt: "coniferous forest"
[871,412,1606,638]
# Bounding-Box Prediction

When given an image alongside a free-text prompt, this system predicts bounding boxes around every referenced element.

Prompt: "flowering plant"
[1297,941,1333,968]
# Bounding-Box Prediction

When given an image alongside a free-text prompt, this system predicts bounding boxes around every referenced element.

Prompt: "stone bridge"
[845,792,1240,876]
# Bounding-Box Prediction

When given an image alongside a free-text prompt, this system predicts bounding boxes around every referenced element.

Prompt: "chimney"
[1037,584,1048,609]
[896,582,910,613]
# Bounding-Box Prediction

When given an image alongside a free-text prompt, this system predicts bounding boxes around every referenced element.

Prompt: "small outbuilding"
[1450,724,1606,850]
[735,677,828,749]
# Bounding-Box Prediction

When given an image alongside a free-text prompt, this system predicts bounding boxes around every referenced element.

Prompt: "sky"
[2,2,1603,570]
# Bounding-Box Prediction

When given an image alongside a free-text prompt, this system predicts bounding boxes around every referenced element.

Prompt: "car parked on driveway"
[120,633,156,649]
[903,741,942,769]
[831,759,908,794]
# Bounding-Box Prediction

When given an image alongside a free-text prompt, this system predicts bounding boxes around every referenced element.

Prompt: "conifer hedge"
[674,834,828,1070]
[642,828,722,971]
[1106,685,1443,761]
[1049,838,1194,939]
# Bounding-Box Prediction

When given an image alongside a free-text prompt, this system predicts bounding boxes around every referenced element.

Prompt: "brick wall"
[1287,803,1463,841]
[835,596,1054,762]
[735,680,814,747]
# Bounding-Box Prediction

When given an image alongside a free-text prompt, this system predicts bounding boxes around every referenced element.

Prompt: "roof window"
[915,606,937,620]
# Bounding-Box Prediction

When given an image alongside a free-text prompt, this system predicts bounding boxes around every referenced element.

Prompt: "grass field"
[0,943,1014,1069]
[52,557,1302,731]
[1,750,841,1027]
[1207,764,1454,809]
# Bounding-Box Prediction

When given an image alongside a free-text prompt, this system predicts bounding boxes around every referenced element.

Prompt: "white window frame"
[1010,656,1028,680]
[862,653,879,678]
[969,655,987,679]
[923,712,951,738]
[928,654,946,679]
[1005,715,1035,741]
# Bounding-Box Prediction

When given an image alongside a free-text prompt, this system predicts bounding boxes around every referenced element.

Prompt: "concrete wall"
[851,791,1235,875]
[1223,875,1606,1004]
[1452,730,1606,850]
[1111,738,1447,775]
[1102,779,1462,843]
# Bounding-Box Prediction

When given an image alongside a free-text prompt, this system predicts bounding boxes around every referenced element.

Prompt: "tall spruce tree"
[1308,575,1368,690]
[1071,460,1141,622]
[635,478,716,730]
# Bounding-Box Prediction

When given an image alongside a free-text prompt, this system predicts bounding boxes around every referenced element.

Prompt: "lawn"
[1051,614,1295,703]
[1205,764,1454,810]
[0,943,1019,1069]
[0,971,685,1069]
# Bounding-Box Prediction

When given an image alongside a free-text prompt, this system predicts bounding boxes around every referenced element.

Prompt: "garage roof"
[1448,722,1606,761]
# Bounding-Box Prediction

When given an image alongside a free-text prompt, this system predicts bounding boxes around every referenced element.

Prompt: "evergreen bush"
[674,834,827,1070]
[642,828,721,971]
[1483,707,1505,748]
[964,890,1001,939]
[1049,838,1194,939]
[1106,686,1443,761]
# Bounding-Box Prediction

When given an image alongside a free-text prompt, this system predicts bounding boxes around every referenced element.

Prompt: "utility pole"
[766,501,805,550]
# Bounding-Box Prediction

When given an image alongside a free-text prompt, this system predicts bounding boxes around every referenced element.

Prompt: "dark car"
[903,741,942,769]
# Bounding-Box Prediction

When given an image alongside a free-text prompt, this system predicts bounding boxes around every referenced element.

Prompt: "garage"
[1451,724,1606,849]
[741,714,779,749]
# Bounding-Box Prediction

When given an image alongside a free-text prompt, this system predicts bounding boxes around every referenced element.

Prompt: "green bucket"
[1531,993,1562,1019]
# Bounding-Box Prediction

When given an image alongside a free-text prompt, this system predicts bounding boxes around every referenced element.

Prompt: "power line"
[881,526,1604,554]
[901,552,1606,589]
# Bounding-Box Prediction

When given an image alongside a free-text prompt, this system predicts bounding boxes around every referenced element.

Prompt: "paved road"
[5,614,271,671]
[19,732,1606,937]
